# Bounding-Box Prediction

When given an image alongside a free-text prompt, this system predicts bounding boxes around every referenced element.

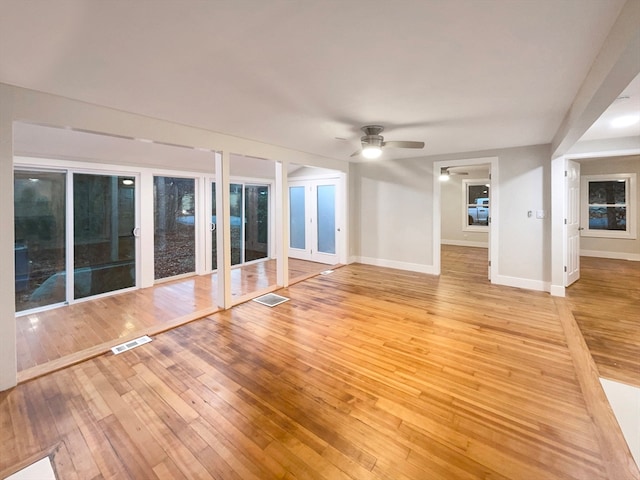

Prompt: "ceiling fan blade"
[382,140,425,149]
[350,149,362,157]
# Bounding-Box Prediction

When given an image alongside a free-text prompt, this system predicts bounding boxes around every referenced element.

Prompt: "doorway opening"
[433,157,498,280]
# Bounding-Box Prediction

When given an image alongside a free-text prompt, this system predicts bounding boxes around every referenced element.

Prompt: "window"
[464,180,490,230]
[581,174,636,239]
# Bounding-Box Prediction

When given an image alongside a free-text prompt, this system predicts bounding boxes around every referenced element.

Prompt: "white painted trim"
[441,239,489,248]
[549,284,566,297]
[356,256,437,275]
[581,249,640,261]
[492,274,550,293]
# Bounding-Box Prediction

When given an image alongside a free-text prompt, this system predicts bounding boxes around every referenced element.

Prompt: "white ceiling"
[0,0,633,161]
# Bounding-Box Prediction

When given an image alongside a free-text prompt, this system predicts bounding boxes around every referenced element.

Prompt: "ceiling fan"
[350,125,425,159]
[439,167,468,181]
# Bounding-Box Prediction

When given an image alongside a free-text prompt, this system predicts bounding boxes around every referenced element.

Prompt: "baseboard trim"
[581,250,640,261]
[492,274,549,292]
[441,240,489,248]
[355,256,437,275]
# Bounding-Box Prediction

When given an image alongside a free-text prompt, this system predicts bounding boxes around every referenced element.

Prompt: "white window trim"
[580,173,636,239]
[462,178,490,232]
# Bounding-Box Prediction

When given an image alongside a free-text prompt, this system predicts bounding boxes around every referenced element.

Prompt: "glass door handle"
[210,223,216,232]
[132,227,141,237]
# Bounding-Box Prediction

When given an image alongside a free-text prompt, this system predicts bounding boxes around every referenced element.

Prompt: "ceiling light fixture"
[362,145,382,159]
[439,168,450,181]
[611,114,639,128]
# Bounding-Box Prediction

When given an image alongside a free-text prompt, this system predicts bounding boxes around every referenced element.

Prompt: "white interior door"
[288,180,338,265]
[565,159,581,286]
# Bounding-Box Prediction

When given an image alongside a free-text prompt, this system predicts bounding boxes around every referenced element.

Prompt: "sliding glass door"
[73,173,137,299]
[14,170,67,311]
[244,185,269,262]
[153,176,196,280]
[209,181,270,270]
[14,169,139,312]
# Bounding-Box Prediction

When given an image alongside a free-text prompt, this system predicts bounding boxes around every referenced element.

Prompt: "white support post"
[275,161,289,287]
[0,97,17,391]
[216,151,232,308]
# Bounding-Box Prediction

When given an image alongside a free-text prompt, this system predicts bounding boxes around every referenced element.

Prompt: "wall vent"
[253,293,290,307]
[111,335,152,355]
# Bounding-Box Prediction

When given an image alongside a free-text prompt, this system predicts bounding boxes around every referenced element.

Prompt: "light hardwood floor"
[2,246,638,479]
[16,259,332,378]
[565,255,640,387]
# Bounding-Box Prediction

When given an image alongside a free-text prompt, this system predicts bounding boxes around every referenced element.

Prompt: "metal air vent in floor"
[111,335,152,355]
[253,293,290,307]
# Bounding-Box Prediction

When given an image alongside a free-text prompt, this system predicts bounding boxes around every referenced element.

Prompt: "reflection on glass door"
[230,183,243,266]
[14,170,67,312]
[73,173,136,299]
[244,185,269,262]
[154,176,196,280]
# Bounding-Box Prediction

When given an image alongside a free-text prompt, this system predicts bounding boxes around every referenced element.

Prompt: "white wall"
[355,159,434,272]
[354,144,551,290]
[579,154,640,260]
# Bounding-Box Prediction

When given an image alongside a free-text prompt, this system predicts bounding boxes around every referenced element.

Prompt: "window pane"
[154,176,195,279]
[467,184,490,226]
[588,206,626,230]
[14,171,66,311]
[230,183,243,266]
[289,186,306,249]
[468,185,489,204]
[588,180,626,205]
[317,185,336,254]
[244,185,269,262]
[74,174,136,298]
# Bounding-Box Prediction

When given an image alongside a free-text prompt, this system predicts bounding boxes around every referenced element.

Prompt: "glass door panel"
[244,185,269,262]
[289,186,306,250]
[317,185,336,254]
[14,170,67,311]
[73,173,136,299]
[230,183,243,266]
[154,176,196,279]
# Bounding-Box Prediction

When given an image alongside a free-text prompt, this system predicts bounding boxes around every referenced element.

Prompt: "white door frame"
[432,157,499,279]
[288,177,341,265]
[551,147,640,297]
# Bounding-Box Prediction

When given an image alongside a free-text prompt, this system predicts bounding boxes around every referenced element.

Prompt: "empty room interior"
[1,1,639,479]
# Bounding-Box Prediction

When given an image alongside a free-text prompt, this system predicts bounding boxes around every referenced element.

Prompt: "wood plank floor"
[16,259,332,374]
[565,255,640,387]
[2,246,636,479]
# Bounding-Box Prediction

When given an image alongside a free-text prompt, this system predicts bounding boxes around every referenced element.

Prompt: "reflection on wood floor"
[566,255,640,387]
[16,258,333,380]
[2,247,636,479]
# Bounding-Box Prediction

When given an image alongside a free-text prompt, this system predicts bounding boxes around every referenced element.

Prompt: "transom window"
[581,173,636,239]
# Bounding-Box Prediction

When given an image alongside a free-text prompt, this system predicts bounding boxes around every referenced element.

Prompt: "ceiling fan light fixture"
[362,145,382,159]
